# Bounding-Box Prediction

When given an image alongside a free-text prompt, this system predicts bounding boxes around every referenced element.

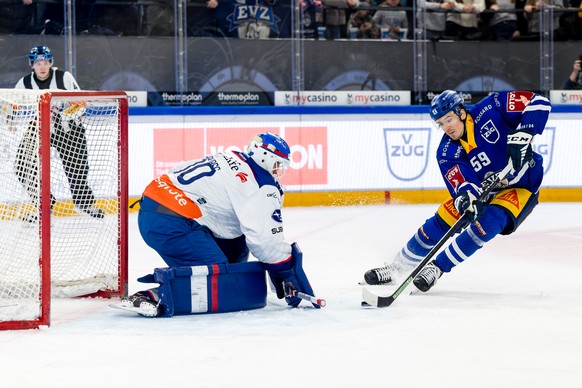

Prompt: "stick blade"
[361,286,395,308]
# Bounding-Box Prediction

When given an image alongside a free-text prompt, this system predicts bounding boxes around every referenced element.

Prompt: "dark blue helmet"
[429,90,465,121]
[247,132,290,180]
[29,46,53,66]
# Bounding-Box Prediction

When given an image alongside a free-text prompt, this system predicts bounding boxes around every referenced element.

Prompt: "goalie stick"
[362,164,513,308]
[287,289,327,307]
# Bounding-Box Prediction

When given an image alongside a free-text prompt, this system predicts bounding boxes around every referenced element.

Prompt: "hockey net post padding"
[0,90,128,330]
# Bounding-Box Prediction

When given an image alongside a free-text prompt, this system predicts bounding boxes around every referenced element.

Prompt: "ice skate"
[110,295,160,317]
[363,265,395,285]
[80,206,105,219]
[413,262,443,292]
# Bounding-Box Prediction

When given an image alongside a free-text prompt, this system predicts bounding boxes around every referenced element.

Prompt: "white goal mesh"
[0,90,128,330]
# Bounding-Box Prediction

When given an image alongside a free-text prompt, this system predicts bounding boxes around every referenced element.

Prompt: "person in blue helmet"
[14,45,104,220]
[364,90,551,292]
[116,132,320,317]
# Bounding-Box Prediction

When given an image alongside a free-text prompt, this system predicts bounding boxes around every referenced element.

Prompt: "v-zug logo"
[532,126,555,174]
[480,119,500,144]
[384,128,431,181]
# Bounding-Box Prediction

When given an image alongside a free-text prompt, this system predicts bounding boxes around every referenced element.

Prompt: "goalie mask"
[247,133,290,180]
[29,46,53,66]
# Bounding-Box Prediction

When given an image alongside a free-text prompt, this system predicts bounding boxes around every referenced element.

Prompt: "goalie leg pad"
[136,262,267,317]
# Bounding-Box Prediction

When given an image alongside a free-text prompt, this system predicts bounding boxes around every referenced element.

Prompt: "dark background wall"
[0,35,579,98]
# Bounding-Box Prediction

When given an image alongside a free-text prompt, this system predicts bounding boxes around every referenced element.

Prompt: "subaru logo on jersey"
[384,128,431,181]
[271,209,283,223]
[480,119,500,144]
[532,126,555,174]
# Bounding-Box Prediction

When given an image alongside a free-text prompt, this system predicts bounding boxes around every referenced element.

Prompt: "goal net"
[0,90,128,330]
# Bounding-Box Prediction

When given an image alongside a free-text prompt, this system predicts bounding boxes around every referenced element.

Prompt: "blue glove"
[507,129,533,172]
[453,190,483,222]
[262,243,319,308]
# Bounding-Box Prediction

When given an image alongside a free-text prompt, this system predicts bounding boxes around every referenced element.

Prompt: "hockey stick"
[287,289,327,307]
[362,164,513,308]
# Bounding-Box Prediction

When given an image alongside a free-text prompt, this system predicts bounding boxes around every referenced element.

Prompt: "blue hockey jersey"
[436,91,551,198]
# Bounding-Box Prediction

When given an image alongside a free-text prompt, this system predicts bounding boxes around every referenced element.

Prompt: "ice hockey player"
[115,132,319,317]
[14,45,104,220]
[364,90,551,292]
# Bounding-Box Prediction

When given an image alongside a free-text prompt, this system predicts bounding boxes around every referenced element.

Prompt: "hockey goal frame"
[0,91,128,330]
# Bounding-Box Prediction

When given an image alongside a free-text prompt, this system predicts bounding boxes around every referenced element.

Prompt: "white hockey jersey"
[15,67,80,90]
[143,151,292,265]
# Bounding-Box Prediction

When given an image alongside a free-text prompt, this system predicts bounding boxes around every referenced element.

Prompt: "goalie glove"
[453,190,483,222]
[507,129,533,172]
[262,243,319,308]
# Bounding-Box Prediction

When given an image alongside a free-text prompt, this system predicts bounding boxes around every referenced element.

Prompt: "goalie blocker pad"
[137,262,267,317]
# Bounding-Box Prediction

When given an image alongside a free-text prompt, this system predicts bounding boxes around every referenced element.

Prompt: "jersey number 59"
[470,152,491,172]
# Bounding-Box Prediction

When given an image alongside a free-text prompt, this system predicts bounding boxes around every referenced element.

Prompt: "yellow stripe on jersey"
[490,188,533,218]
[436,197,459,227]
[460,113,478,153]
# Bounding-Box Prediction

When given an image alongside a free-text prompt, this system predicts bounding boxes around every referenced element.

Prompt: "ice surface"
[1,203,581,388]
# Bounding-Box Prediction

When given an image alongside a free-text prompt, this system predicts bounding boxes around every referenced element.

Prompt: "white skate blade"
[109,300,159,317]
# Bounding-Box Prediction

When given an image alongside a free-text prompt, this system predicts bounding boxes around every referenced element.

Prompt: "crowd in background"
[1,0,582,40]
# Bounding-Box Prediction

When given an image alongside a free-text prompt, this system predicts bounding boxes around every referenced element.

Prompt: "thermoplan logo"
[532,126,555,174]
[384,128,431,181]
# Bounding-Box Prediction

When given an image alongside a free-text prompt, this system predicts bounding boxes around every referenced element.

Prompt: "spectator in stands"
[417,0,448,40]
[567,0,582,40]
[144,0,174,36]
[487,0,520,40]
[443,0,486,40]
[563,55,582,89]
[0,0,33,34]
[401,0,416,39]
[348,2,381,38]
[373,0,408,40]
[514,0,529,36]
[523,0,565,40]
[321,0,359,40]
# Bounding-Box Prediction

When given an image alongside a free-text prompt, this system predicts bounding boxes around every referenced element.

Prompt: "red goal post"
[0,90,128,330]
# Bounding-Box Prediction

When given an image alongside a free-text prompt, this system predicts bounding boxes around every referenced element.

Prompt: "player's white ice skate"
[363,265,395,285]
[413,262,443,292]
[362,256,415,285]
[110,295,160,317]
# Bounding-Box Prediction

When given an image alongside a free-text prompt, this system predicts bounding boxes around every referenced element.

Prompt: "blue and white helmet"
[429,90,465,122]
[247,132,290,180]
[29,46,53,66]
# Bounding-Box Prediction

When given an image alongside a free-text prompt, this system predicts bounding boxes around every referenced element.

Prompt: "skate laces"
[373,266,392,283]
[419,263,442,284]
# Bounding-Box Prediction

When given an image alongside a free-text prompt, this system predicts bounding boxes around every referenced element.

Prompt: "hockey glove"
[454,190,483,222]
[262,242,319,308]
[507,129,533,172]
